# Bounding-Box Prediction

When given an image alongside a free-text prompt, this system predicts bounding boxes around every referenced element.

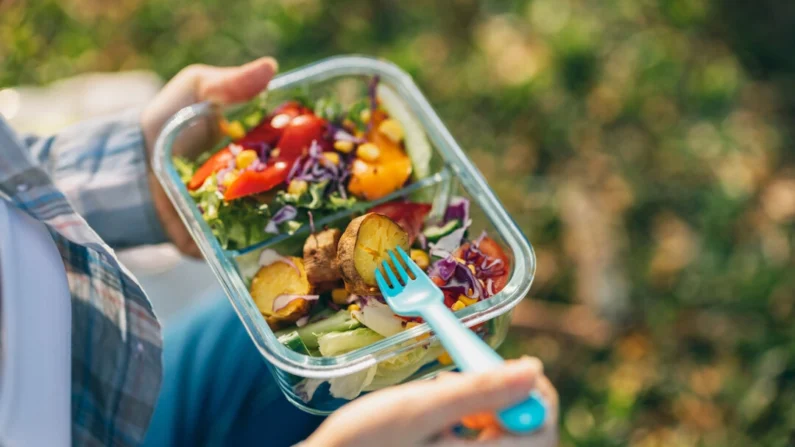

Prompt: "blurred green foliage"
[3,0,795,445]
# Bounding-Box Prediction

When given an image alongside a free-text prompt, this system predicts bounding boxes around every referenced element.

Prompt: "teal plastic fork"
[375,246,547,434]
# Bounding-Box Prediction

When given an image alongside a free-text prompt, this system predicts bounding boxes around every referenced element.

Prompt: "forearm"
[22,109,167,248]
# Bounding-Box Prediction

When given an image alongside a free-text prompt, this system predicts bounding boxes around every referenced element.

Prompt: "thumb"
[197,57,279,104]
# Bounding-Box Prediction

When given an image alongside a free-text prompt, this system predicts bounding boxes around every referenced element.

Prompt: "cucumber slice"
[278,331,312,355]
[422,220,462,242]
[276,310,361,349]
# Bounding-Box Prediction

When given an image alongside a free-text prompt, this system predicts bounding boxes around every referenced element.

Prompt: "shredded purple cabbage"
[286,141,352,197]
[427,256,457,282]
[447,261,484,299]
[265,205,298,234]
[427,256,484,299]
[458,235,506,278]
[443,197,470,225]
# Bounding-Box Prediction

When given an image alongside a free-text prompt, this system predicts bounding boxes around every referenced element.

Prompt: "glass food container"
[153,55,536,414]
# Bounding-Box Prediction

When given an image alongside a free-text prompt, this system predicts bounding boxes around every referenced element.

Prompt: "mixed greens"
[177,76,433,250]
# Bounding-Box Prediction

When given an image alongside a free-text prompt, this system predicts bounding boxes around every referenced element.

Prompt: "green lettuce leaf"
[317,328,385,357]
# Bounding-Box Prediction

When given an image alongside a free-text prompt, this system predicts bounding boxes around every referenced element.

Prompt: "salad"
[239,196,512,401]
[175,76,432,250]
[177,75,512,400]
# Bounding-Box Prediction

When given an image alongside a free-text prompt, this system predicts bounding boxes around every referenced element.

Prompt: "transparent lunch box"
[153,55,536,414]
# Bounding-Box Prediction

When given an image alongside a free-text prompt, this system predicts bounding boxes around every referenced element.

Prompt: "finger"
[408,357,543,437]
[534,375,559,428]
[197,57,279,104]
[434,371,458,381]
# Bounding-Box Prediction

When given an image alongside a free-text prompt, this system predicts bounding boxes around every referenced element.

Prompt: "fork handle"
[421,302,547,434]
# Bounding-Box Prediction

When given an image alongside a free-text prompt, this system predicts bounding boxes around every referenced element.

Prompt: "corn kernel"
[342,118,356,130]
[356,143,381,162]
[459,295,478,306]
[288,180,308,196]
[222,120,246,140]
[221,169,240,188]
[453,257,466,264]
[334,140,354,153]
[359,108,371,123]
[410,249,430,270]
[331,288,349,305]
[467,264,477,275]
[235,149,258,169]
[348,304,361,312]
[378,118,404,143]
[452,300,467,312]
[437,352,453,365]
[270,148,281,158]
[323,152,340,165]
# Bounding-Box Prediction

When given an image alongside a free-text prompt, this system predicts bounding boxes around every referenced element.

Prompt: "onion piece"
[229,143,243,156]
[296,315,310,327]
[258,249,300,275]
[265,205,298,234]
[272,294,319,313]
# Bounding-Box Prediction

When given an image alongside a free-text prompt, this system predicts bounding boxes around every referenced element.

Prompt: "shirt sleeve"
[20,109,168,248]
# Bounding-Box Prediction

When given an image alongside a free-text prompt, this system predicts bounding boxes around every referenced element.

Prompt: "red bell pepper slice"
[223,161,291,201]
[236,101,309,147]
[188,147,234,190]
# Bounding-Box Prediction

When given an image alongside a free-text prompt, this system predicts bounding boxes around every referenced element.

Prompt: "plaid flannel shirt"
[0,110,165,446]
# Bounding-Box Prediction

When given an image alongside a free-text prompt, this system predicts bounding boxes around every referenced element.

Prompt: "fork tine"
[388,250,411,283]
[381,260,401,288]
[375,269,392,295]
[396,246,425,276]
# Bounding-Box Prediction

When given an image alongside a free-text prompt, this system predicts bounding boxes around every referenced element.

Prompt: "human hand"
[140,57,278,257]
[303,357,559,447]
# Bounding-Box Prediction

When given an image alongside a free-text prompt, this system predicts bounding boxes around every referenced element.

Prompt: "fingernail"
[519,356,543,374]
[503,357,540,386]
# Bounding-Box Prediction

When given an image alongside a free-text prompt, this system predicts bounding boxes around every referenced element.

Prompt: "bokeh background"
[3,0,795,445]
